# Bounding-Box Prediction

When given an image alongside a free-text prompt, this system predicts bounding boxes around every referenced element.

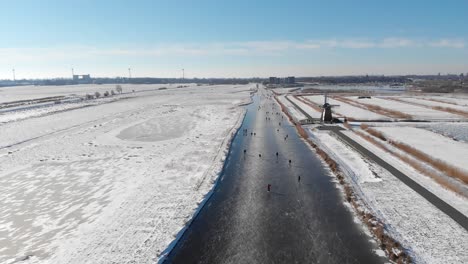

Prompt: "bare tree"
[116,85,123,94]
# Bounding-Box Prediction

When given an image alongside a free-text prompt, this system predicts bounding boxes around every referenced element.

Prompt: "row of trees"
[85,85,123,99]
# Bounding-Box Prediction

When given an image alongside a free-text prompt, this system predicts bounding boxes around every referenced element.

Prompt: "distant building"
[73,74,91,81]
[286,76,295,84]
[73,74,92,84]
[269,76,294,85]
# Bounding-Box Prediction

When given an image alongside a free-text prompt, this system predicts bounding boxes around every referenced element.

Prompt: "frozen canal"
[164,90,385,263]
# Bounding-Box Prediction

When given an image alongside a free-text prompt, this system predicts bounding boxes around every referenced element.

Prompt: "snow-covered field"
[372,126,468,173]
[0,97,123,124]
[304,95,388,120]
[0,84,253,263]
[423,95,468,107]
[0,84,190,104]
[394,97,468,113]
[420,122,468,142]
[347,96,461,120]
[309,128,468,263]
[286,95,322,119]
[302,84,406,93]
[272,87,300,95]
[276,95,307,122]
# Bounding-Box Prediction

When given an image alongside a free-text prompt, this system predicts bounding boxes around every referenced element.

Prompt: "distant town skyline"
[1,0,467,79]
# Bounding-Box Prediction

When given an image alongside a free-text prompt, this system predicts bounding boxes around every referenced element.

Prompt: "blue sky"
[1,0,467,78]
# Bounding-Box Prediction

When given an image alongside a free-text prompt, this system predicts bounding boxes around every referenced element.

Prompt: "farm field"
[392,96,468,114]
[276,87,468,263]
[0,83,190,104]
[344,96,462,120]
[303,95,389,120]
[372,126,468,175]
[309,129,468,264]
[0,84,253,263]
[421,95,468,106]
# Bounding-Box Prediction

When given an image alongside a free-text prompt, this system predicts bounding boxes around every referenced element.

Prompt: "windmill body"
[320,93,339,123]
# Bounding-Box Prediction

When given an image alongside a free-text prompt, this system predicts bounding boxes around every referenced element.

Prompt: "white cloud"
[378,38,417,48]
[0,38,465,66]
[428,39,465,48]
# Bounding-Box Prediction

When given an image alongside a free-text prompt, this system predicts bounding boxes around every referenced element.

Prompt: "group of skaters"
[267,175,301,192]
[247,94,303,194]
[242,128,256,136]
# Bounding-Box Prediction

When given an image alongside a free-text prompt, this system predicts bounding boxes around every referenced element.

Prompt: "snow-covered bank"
[286,95,322,119]
[0,84,254,263]
[276,95,307,122]
[308,128,468,263]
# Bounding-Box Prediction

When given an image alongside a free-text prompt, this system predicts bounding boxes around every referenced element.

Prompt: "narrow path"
[285,95,316,121]
[163,90,385,263]
[317,126,468,231]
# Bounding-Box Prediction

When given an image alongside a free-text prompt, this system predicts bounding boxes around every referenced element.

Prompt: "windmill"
[320,93,339,123]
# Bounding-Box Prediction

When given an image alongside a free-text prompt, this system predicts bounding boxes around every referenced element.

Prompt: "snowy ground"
[354,121,468,143]
[372,126,468,174]
[419,122,468,143]
[271,87,301,95]
[422,95,468,106]
[286,95,322,119]
[303,95,388,120]
[0,84,192,104]
[346,96,461,120]
[393,96,468,113]
[276,95,307,122]
[308,128,468,263]
[0,84,253,263]
[302,84,406,93]
[0,97,123,124]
